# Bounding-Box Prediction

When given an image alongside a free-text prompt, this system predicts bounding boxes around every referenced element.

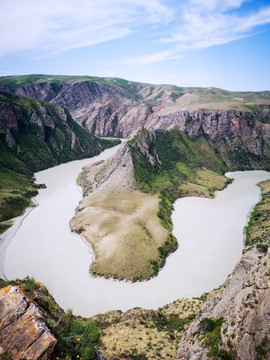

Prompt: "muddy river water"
[1,142,270,316]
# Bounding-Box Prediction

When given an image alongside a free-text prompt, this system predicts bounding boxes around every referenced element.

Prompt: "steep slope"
[130,108,270,201]
[0,75,270,137]
[0,91,120,233]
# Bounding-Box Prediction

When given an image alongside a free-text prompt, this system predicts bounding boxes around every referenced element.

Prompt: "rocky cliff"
[144,107,270,157]
[0,91,120,233]
[1,75,270,137]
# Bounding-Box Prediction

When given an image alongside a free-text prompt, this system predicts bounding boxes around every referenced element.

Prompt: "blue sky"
[0,0,270,91]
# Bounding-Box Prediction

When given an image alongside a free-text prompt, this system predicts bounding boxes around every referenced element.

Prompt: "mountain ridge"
[1,74,270,138]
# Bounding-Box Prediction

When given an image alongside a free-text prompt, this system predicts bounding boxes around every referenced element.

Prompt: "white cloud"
[0,0,172,57]
[188,0,245,12]
[123,49,184,66]
[125,0,270,66]
[1,0,270,68]
[162,1,270,50]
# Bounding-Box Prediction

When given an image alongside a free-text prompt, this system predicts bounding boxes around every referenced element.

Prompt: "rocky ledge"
[0,285,56,359]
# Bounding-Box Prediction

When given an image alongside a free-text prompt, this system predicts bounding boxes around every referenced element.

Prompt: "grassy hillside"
[0,92,120,233]
[0,74,144,86]
[1,74,270,111]
[128,128,270,202]
[128,129,229,202]
[0,74,144,102]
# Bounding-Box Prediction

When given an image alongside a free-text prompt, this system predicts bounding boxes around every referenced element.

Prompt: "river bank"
[1,144,269,315]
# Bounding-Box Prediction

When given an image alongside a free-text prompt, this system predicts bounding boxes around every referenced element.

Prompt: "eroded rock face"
[175,248,270,360]
[145,108,270,157]
[0,285,57,359]
[1,79,270,140]
[0,79,270,142]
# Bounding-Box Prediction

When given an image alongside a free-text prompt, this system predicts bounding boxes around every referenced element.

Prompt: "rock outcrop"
[175,247,270,360]
[0,91,116,169]
[77,141,135,196]
[0,285,57,359]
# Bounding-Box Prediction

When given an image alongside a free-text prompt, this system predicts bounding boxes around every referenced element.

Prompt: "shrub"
[256,243,268,253]
[22,276,38,292]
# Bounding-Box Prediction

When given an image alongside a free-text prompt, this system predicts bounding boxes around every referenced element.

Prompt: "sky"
[0,0,270,91]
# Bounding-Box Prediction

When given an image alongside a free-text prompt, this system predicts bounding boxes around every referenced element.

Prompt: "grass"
[1,75,270,111]
[93,302,199,360]
[71,185,175,281]
[198,317,236,359]
[128,128,229,202]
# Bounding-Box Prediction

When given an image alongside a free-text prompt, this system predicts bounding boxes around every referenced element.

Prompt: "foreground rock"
[0,285,57,359]
[0,279,102,359]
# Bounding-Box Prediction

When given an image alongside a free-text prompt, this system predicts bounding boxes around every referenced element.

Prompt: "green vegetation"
[1,75,270,111]
[199,317,236,359]
[21,276,39,292]
[255,336,268,358]
[199,317,225,334]
[244,179,270,251]
[93,303,199,360]
[0,74,143,102]
[128,128,228,202]
[0,74,111,86]
[0,91,120,232]
[50,315,101,359]
[157,194,174,231]
[170,89,183,102]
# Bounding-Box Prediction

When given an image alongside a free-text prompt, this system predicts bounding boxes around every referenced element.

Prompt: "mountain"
[0,75,270,137]
[0,91,120,233]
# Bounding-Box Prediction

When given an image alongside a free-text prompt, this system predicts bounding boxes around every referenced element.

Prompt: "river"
[1,142,270,316]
